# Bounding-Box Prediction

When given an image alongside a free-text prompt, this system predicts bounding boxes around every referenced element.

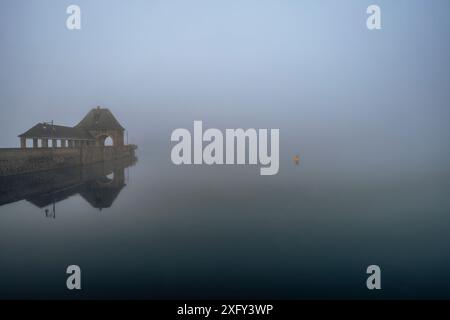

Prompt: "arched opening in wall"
[104,136,113,146]
[97,135,114,147]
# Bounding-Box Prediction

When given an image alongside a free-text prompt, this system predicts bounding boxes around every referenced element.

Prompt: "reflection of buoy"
[293,155,300,166]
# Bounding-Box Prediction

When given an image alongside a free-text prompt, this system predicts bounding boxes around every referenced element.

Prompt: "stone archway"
[96,134,115,147]
[104,136,113,146]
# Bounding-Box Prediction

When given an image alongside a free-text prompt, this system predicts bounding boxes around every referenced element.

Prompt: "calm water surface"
[0,152,450,299]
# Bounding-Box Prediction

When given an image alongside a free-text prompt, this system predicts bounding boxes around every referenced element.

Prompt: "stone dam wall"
[0,145,137,176]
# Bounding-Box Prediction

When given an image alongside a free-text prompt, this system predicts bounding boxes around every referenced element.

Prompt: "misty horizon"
[1,0,450,301]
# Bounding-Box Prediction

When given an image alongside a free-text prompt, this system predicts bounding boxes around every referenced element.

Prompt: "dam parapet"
[0,145,137,176]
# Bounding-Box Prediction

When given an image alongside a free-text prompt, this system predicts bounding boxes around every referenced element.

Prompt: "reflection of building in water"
[0,157,137,215]
[80,168,126,210]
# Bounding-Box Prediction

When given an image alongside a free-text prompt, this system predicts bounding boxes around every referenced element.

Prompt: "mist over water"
[1,152,450,299]
[0,0,450,298]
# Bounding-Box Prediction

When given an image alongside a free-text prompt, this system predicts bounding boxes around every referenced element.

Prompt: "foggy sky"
[0,0,449,175]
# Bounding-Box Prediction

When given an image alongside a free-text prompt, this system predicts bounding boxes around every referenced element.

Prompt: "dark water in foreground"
[0,152,450,299]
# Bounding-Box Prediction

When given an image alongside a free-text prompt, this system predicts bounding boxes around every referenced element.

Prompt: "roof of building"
[18,123,94,140]
[18,107,125,139]
[76,107,125,131]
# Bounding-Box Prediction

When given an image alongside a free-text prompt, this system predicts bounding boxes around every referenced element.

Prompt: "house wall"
[0,145,136,176]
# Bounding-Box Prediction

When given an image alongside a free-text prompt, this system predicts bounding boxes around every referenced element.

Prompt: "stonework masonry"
[0,145,137,176]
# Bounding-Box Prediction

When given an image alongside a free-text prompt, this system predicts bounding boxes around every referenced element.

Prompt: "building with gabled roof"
[18,106,125,148]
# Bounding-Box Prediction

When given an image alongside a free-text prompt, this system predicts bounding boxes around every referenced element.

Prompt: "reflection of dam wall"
[0,145,136,176]
[0,156,137,207]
